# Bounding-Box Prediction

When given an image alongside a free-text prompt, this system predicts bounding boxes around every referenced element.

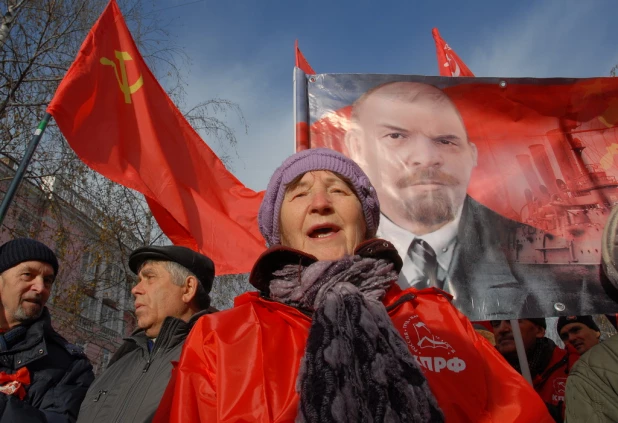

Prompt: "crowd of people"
[3,77,618,422]
[0,148,616,422]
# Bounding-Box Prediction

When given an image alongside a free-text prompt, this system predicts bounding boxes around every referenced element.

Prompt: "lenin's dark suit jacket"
[446,196,618,320]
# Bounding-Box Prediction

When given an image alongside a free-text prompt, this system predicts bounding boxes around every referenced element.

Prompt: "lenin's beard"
[395,169,459,228]
[404,191,454,226]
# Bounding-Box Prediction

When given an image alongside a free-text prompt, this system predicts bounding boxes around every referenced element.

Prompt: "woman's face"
[279,170,367,261]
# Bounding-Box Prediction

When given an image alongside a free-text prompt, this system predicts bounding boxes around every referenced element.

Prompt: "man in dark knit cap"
[557,315,601,355]
[78,245,216,423]
[0,238,94,422]
[491,318,577,422]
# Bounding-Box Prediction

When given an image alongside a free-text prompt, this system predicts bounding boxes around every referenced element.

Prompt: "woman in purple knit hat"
[154,148,552,423]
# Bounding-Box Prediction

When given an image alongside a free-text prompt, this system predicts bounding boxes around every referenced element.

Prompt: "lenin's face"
[346,83,477,234]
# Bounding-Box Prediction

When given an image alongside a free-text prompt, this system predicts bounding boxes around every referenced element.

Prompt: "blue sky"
[139,0,618,191]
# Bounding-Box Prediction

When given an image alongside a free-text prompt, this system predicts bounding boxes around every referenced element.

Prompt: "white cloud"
[468,0,615,78]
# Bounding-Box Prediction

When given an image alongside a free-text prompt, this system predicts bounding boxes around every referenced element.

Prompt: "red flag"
[295,40,315,74]
[431,29,520,219]
[432,28,474,77]
[47,0,266,275]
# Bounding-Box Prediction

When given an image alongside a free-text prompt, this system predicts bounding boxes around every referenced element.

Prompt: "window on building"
[54,232,68,254]
[80,295,99,321]
[109,264,123,284]
[101,303,118,333]
[81,251,98,282]
[109,264,126,303]
[101,348,111,370]
[48,278,59,304]
[117,317,125,337]
[123,274,136,310]
[16,210,34,236]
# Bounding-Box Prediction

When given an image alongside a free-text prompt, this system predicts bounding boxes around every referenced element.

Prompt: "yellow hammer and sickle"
[100,51,144,104]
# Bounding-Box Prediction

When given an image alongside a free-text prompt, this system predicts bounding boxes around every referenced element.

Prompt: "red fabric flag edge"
[46,0,266,275]
[295,39,316,75]
[432,28,475,77]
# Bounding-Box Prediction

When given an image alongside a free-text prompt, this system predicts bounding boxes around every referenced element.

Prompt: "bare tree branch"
[0,0,249,372]
[0,0,28,50]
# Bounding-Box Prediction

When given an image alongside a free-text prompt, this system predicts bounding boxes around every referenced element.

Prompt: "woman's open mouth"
[307,224,341,239]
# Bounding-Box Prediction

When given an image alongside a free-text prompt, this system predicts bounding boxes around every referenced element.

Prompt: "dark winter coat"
[77,310,210,423]
[0,307,94,423]
[447,196,618,320]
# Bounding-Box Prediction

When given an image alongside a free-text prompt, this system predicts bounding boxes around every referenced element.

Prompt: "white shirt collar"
[376,207,463,269]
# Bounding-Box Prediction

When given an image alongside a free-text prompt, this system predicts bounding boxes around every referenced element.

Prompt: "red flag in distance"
[295,39,315,74]
[432,28,475,77]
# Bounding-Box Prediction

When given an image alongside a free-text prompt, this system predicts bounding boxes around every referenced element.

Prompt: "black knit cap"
[526,318,547,329]
[0,238,59,276]
[128,245,215,293]
[557,315,600,334]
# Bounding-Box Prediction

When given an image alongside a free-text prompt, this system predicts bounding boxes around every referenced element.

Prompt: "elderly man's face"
[132,261,189,337]
[492,320,545,358]
[279,170,366,261]
[347,86,476,234]
[0,261,54,328]
[559,323,600,355]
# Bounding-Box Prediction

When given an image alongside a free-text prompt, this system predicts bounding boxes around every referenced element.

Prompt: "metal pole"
[0,113,52,226]
[293,66,309,152]
[293,66,298,151]
[510,318,533,385]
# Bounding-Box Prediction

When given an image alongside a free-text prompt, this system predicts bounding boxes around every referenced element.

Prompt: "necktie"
[408,238,439,289]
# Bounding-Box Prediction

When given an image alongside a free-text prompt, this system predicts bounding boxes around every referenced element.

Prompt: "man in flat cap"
[77,245,216,423]
[557,316,601,356]
[0,238,94,423]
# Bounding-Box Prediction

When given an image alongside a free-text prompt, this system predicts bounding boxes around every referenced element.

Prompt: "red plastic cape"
[534,345,579,421]
[154,287,552,422]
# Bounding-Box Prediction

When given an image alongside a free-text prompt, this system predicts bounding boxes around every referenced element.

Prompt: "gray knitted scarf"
[269,255,444,423]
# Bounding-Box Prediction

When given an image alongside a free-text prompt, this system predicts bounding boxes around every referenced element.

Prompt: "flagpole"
[0,113,52,226]
[293,66,310,152]
[510,319,533,385]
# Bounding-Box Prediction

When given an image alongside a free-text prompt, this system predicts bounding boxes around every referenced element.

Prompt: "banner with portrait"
[297,70,618,320]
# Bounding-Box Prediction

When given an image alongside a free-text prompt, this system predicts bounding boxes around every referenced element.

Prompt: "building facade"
[0,155,138,375]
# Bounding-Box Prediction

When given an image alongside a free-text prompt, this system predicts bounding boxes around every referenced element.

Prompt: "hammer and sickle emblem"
[100,51,144,104]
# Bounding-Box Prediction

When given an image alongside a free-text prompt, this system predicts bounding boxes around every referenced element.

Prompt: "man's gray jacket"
[77,310,209,423]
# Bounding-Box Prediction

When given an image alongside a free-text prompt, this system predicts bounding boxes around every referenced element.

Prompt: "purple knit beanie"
[259,148,380,246]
